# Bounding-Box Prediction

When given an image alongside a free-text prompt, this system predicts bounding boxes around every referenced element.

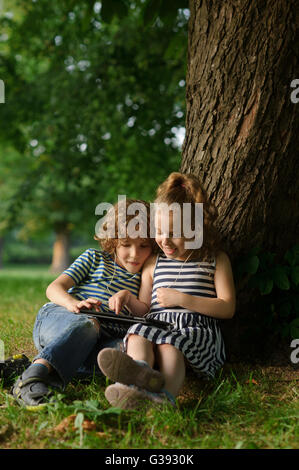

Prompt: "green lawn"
[0,266,298,449]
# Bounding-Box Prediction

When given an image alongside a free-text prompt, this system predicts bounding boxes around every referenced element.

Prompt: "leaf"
[101,0,128,23]
[113,0,129,20]
[96,431,109,438]
[143,0,162,25]
[246,255,260,275]
[0,424,14,442]
[258,251,276,270]
[290,318,299,339]
[248,245,262,257]
[258,276,273,295]
[53,414,76,433]
[284,245,299,267]
[74,412,85,447]
[74,412,84,430]
[82,419,97,431]
[291,266,299,286]
[278,301,292,318]
[159,0,189,19]
[293,295,299,313]
[246,378,259,385]
[284,249,295,267]
[281,324,290,339]
[273,265,290,290]
[234,255,259,278]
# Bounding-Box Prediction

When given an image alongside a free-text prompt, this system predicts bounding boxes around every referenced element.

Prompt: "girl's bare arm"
[157,251,236,319]
[179,251,235,319]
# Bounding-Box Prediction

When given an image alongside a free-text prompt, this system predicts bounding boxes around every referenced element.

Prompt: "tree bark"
[50,227,70,274]
[182,0,298,362]
[182,0,298,261]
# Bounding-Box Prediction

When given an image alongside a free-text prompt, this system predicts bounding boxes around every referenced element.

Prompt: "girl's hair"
[94,198,158,254]
[155,172,222,260]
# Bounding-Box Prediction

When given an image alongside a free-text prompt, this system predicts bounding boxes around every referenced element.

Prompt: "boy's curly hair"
[94,198,158,255]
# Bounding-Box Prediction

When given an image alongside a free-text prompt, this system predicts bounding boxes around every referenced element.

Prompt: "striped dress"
[124,253,226,379]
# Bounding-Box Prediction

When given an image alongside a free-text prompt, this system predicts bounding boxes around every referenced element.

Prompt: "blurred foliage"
[2,237,98,265]
[234,244,299,342]
[0,0,188,241]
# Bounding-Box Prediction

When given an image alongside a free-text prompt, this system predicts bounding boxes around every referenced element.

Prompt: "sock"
[135,360,150,368]
[32,363,49,371]
[25,363,49,377]
[160,389,176,405]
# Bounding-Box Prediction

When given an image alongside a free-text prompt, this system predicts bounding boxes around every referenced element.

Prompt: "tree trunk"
[182,0,298,260]
[182,0,298,362]
[50,227,70,274]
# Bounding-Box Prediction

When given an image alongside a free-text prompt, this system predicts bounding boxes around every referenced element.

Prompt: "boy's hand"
[109,290,131,315]
[156,288,182,308]
[68,297,101,314]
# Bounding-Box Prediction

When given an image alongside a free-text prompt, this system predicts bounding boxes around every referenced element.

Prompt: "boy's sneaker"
[0,354,31,385]
[98,348,164,392]
[12,363,54,407]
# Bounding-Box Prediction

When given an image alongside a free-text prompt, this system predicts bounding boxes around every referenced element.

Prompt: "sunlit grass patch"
[0,266,298,449]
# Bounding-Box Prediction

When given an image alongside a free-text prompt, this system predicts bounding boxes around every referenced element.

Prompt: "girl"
[98,172,236,409]
[12,198,159,407]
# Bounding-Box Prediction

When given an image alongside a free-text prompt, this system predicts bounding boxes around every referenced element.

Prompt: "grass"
[0,265,298,449]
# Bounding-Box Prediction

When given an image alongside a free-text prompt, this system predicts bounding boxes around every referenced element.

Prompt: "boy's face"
[115,238,152,273]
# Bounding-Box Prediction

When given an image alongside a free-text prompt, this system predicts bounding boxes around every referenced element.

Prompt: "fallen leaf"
[0,424,14,442]
[53,415,97,433]
[82,419,97,431]
[246,378,259,385]
[53,414,76,433]
[96,431,108,438]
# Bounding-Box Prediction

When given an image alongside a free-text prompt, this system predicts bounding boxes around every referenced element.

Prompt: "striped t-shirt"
[63,248,141,315]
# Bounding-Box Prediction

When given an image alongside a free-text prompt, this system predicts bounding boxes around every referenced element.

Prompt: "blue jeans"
[32,302,123,388]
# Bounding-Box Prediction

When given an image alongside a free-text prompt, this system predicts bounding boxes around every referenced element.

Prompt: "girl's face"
[115,238,152,273]
[155,211,189,261]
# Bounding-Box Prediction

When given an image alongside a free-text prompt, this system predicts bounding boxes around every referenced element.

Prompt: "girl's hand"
[156,288,182,308]
[69,297,101,314]
[109,290,131,315]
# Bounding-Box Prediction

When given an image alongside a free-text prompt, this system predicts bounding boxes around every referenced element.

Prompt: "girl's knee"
[157,343,174,352]
[157,343,184,358]
[127,334,150,345]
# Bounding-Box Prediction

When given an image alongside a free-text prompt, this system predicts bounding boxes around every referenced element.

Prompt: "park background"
[0,0,298,449]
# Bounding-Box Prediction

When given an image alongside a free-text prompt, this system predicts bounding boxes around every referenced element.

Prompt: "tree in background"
[0,1,187,271]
